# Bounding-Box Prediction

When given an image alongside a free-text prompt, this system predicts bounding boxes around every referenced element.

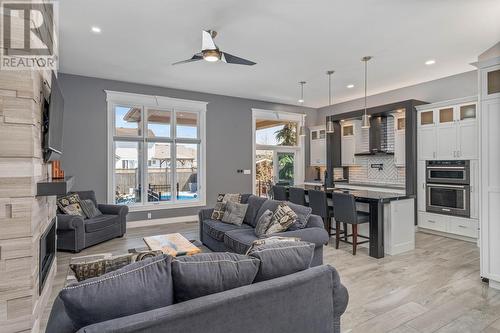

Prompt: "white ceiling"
[58,0,500,108]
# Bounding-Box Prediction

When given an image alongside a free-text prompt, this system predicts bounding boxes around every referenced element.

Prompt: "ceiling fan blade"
[221,52,256,66]
[202,30,217,50]
[172,53,203,65]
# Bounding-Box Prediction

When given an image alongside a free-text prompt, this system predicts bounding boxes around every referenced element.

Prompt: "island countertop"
[290,184,413,203]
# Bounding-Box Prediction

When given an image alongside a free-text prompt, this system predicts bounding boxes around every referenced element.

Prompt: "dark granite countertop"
[290,184,412,202]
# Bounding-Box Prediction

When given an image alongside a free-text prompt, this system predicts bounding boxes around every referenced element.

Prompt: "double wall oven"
[426,160,470,218]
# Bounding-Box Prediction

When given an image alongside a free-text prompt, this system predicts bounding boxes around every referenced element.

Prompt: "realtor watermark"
[1,1,58,70]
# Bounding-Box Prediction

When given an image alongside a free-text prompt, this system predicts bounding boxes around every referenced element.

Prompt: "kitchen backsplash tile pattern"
[348,155,405,186]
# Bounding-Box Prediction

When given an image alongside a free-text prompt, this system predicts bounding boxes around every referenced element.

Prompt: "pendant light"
[298,81,306,136]
[298,81,306,104]
[326,70,335,133]
[299,114,306,137]
[361,56,372,129]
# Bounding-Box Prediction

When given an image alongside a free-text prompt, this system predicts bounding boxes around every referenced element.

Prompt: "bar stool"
[332,192,369,255]
[289,187,306,206]
[272,185,288,201]
[308,189,345,238]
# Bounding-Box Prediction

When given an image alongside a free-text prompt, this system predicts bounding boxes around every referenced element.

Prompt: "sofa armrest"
[57,214,84,230]
[198,208,214,241]
[198,208,214,221]
[306,214,325,229]
[274,227,329,246]
[98,204,129,217]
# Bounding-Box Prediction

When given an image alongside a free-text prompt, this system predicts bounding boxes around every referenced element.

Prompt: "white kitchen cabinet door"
[394,130,405,166]
[457,120,478,159]
[436,124,458,159]
[417,160,426,212]
[310,138,326,166]
[341,136,356,166]
[418,126,437,160]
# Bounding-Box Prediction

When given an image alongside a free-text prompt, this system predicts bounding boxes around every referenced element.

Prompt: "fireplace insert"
[39,217,56,295]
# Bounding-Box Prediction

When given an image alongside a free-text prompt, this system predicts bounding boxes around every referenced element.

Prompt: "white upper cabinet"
[341,120,361,166]
[417,98,478,161]
[309,125,326,166]
[394,116,405,166]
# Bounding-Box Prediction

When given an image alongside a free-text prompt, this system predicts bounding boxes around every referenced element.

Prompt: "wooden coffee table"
[143,233,202,257]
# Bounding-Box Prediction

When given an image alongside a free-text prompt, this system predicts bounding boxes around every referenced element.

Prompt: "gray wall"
[59,74,316,221]
[316,70,477,122]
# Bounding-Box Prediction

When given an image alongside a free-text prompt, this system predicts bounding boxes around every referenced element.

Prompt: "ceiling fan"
[172,30,256,66]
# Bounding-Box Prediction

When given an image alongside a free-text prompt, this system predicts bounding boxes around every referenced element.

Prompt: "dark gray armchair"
[57,191,128,252]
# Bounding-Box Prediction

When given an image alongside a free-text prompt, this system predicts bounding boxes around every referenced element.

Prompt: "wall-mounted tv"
[42,72,64,162]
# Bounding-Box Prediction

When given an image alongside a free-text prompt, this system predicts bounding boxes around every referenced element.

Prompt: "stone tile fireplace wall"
[0,70,57,333]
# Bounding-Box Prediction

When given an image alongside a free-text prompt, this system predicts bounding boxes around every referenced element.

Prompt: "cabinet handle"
[458,225,467,229]
[428,220,436,223]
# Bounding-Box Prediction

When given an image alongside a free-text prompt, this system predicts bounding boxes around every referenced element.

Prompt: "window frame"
[106,91,207,211]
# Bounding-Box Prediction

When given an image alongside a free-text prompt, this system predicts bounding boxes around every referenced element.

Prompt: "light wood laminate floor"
[41,222,500,333]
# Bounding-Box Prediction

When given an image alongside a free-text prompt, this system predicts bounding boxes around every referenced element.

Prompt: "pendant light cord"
[364,59,367,115]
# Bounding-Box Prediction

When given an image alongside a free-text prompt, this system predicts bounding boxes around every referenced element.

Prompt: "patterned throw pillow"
[69,251,162,282]
[211,193,242,220]
[79,199,102,219]
[265,203,298,235]
[254,209,274,237]
[57,194,85,216]
[222,201,248,226]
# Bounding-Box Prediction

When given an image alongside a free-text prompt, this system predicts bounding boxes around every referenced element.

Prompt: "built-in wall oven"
[426,160,470,218]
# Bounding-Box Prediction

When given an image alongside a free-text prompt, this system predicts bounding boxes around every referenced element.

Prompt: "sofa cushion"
[243,195,267,227]
[224,229,259,254]
[255,199,282,224]
[84,214,118,233]
[254,209,274,237]
[240,193,252,204]
[265,203,298,235]
[285,202,313,230]
[80,199,102,219]
[57,193,85,217]
[247,240,315,282]
[171,252,260,302]
[222,201,248,226]
[203,219,252,242]
[59,255,173,331]
[211,193,242,220]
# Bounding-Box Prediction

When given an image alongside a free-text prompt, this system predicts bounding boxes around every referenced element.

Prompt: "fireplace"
[39,217,56,295]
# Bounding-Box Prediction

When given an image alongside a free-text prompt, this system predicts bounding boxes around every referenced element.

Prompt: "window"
[107,91,207,210]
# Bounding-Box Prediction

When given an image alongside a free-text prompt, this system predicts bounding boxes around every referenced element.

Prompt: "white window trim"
[106,90,207,211]
[252,108,305,195]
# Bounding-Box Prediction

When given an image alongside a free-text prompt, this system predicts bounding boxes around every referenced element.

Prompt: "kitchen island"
[289,184,415,258]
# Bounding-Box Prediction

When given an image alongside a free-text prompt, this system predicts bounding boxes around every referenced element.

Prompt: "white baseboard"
[416,227,477,243]
[128,215,198,228]
[490,280,500,290]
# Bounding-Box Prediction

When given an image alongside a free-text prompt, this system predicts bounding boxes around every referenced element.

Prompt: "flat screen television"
[42,72,64,162]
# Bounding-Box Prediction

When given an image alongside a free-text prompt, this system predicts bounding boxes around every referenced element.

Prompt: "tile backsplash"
[342,155,405,186]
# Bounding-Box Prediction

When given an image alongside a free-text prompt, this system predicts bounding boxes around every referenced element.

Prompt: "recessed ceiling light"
[298,99,304,103]
[425,59,436,65]
[91,26,102,34]
[347,84,354,89]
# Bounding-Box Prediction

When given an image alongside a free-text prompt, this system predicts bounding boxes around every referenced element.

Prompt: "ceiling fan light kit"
[172,30,256,66]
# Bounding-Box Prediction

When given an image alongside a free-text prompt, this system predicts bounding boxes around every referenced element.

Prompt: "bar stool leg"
[343,223,348,241]
[352,224,358,255]
[335,221,340,249]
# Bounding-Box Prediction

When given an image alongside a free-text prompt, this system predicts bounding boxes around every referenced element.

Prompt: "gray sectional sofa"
[199,194,330,266]
[47,252,348,333]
